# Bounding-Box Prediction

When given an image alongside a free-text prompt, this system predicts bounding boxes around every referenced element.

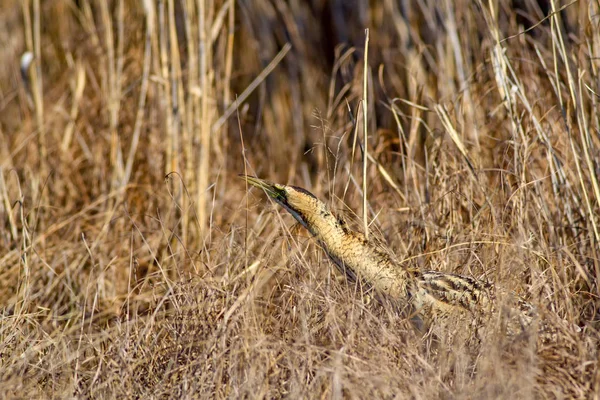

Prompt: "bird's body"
[242,176,523,328]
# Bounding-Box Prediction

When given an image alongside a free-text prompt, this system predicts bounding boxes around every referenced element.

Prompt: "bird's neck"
[302,205,383,269]
[300,202,411,299]
[303,206,348,249]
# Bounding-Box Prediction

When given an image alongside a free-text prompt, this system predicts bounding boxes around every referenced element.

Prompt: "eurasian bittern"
[241,175,533,331]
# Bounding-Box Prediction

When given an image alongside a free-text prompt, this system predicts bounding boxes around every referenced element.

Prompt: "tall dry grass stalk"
[0,0,599,398]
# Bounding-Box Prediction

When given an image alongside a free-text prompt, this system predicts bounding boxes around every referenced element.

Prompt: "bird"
[241,175,537,334]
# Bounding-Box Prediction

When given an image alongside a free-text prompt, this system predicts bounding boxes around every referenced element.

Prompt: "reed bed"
[0,0,598,398]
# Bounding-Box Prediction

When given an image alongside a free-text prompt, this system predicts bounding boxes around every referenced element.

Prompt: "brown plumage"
[241,175,534,331]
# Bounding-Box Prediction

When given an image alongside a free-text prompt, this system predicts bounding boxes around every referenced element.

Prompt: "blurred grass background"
[0,0,599,397]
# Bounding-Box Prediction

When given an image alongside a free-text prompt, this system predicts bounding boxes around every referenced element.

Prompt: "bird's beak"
[240,174,310,231]
[239,175,285,201]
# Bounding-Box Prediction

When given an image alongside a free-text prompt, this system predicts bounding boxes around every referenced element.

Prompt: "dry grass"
[1,0,599,398]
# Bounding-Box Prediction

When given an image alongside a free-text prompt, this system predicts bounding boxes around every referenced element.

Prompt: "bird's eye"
[275,191,286,201]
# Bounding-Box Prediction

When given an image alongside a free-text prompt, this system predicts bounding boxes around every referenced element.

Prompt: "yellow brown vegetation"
[0,0,599,398]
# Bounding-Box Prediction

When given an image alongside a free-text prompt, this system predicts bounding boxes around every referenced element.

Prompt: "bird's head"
[240,175,323,231]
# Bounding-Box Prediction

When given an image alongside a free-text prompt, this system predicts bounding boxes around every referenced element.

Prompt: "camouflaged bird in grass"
[241,175,544,335]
